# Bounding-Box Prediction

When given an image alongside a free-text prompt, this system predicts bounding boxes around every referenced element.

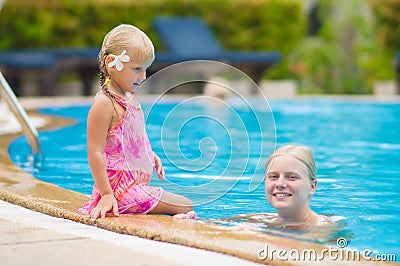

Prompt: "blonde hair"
[98,24,155,98]
[266,145,316,182]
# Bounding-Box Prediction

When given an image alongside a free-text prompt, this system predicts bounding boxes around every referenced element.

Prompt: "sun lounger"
[151,16,282,86]
[47,48,99,96]
[0,48,99,96]
[0,51,55,96]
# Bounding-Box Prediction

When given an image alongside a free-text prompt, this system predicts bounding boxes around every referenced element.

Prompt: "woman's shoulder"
[317,214,333,225]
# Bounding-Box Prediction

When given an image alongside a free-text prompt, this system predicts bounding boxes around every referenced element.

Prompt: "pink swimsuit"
[79,91,163,215]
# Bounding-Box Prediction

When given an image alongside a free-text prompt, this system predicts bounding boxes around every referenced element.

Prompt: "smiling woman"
[265,145,331,226]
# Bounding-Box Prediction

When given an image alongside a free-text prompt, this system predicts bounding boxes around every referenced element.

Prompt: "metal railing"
[0,71,42,157]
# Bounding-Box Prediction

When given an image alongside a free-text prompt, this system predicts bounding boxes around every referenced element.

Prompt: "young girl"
[79,24,196,221]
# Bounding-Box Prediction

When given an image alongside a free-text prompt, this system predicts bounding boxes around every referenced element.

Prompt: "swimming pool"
[9,97,400,259]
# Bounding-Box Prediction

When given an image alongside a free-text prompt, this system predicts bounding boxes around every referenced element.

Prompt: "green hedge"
[0,0,305,55]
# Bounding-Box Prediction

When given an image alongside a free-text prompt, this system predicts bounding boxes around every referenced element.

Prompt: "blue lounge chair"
[0,48,99,96]
[152,16,282,85]
[46,47,100,96]
[0,51,56,96]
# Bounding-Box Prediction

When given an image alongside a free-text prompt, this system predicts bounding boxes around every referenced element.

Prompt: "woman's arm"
[87,94,118,221]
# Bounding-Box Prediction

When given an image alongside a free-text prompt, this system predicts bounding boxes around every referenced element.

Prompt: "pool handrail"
[0,71,42,156]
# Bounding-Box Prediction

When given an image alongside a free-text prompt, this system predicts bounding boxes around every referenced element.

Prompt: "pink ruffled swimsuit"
[79,91,163,215]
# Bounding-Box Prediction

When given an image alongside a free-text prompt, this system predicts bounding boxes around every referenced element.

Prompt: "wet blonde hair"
[98,24,155,99]
[266,145,316,182]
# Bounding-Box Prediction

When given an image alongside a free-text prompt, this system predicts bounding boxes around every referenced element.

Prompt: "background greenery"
[0,0,305,51]
[0,0,399,94]
[293,0,399,94]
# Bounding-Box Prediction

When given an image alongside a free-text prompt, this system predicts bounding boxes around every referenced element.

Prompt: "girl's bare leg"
[148,191,193,215]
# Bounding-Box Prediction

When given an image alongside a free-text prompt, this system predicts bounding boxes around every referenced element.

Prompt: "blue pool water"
[9,97,400,259]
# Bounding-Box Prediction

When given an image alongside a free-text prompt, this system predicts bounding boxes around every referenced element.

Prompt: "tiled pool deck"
[1,95,399,266]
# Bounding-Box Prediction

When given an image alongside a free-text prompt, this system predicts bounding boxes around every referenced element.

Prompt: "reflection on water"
[208,213,354,245]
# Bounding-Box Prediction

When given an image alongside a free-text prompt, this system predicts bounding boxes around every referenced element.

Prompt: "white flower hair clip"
[108,50,130,71]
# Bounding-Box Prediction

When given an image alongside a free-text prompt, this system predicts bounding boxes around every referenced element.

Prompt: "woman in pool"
[79,24,196,221]
[265,144,330,226]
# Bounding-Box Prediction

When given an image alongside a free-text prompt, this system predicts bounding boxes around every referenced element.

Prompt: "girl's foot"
[173,211,197,219]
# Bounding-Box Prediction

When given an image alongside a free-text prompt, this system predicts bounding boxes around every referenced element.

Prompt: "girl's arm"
[87,94,119,221]
[153,152,165,180]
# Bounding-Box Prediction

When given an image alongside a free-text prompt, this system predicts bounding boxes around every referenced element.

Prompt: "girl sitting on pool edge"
[264,144,331,226]
[79,24,196,221]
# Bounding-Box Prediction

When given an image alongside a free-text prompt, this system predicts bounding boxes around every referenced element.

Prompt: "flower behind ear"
[108,50,130,71]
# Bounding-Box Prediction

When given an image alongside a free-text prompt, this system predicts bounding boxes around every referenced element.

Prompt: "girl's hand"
[89,193,119,222]
[153,152,166,180]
